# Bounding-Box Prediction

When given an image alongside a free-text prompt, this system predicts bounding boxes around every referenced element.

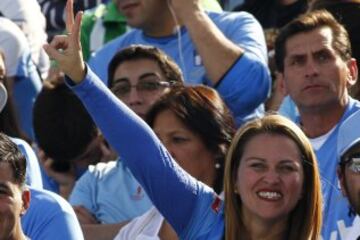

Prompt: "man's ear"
[346,58,358,87]
[337,166,347,197]
[21,188,31,216]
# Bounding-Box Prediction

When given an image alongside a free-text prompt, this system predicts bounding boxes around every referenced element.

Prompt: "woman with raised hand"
[115,85,235,239]
[43,0,322,239]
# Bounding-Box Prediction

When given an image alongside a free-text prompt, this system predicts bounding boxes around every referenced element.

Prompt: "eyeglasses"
[111,79,171,97]
[341,153,360,174]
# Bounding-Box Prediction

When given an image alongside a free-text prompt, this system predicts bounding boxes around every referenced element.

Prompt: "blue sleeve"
[22,188,84,240]
[210,12,271,126]
[67,67,216,234]
[69,166,98,213]
[216,53,270,126]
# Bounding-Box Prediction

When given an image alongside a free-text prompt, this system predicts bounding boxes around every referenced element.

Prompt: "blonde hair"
[224,114,322,240]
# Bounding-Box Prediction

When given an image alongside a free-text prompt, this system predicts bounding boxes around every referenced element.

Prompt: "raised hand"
[43,0,85,83]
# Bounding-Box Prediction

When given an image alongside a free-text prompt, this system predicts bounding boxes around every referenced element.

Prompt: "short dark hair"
[0,132,26,186]
[33,83,98,171]
[108,45,184,88]
[275,10,352,72]
[146,85,235,193]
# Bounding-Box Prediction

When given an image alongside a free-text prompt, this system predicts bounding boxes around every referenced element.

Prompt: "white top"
[309,125,337,151]
[0,17,28,77]
[0,0,49,77]
[114,207,164,240]
[346,216,360,240]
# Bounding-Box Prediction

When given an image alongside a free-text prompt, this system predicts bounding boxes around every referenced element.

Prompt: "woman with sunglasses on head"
[44,1,323,239]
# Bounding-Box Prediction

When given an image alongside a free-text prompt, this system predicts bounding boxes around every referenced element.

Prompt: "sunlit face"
[111,59,169,119]
[280,27,357,112]
[115,0,167,32]
[153,109,216,186]
[236,133,304,223]
[0,162,29,239]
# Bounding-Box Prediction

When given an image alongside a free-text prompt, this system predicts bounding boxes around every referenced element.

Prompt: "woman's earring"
[215,163,221,169]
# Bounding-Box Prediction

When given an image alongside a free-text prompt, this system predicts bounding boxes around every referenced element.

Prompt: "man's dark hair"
[33,83,98,171]
[275,10,352,72]
[0,132,26,186]
[108,45,184,88]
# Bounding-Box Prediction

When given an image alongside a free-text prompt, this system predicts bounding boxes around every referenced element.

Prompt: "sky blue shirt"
[295,97,360,240]
[22,187,84,240]
[69,160,153,223]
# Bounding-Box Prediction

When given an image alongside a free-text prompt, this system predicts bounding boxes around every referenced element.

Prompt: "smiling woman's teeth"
[257,191,282,200]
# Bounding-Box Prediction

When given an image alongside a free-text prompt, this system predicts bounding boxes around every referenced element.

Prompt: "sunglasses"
[111,78,170,97]
[341,153,360,174]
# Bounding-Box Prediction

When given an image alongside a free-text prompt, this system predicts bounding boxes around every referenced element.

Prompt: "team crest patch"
[131,185,145,200]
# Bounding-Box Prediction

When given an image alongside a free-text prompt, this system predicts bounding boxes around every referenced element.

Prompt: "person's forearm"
[183,11,243,84]
[82,222,128,240]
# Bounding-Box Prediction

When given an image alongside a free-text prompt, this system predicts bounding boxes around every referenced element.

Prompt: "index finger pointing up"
[65,0,75,34]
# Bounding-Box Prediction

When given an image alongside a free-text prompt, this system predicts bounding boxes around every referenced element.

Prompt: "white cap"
[0,82,7,112]
[337,110,360,162]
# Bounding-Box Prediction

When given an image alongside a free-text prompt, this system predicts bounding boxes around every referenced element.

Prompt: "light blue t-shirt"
[294,98,360,240]
[22,187,84,240]
[89,11,270,126]
[69,160,153,223]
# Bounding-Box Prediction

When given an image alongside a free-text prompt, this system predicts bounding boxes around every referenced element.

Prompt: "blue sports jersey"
[295,98,360,240]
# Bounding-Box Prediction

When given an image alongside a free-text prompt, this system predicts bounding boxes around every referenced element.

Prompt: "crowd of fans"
[0,0,360,239]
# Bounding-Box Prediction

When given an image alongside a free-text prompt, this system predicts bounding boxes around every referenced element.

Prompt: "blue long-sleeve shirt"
[68,67,226,239]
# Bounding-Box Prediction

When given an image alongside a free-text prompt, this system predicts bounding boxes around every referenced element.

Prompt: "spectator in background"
[0,0,50,79]
[1,48,84,240]
[0,51,43,189]
[33,82,114,198]
[337,111,360,239]
[0,132,30,240]
[37,0,109,41]
[69,45,183,240]
[80,0,222,61]
[88,0,270,126]
[275,10,359,238]
[0,17,43,141]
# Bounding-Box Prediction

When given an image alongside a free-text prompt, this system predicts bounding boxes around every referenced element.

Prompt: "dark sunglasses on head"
[341,152,360,174]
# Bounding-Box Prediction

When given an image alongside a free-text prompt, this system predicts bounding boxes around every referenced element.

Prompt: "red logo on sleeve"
[211,196,222,214]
